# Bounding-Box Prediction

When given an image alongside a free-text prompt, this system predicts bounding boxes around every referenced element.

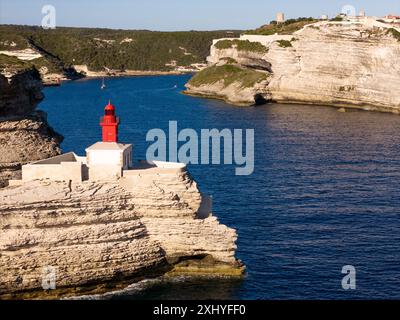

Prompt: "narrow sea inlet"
[40,74,400,299]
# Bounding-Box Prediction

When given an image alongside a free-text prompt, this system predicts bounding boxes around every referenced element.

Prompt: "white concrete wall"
[22,162,83,182]
[86,145,132,180]
[87,149,122,167]
[31,152,78,165]
[151,161,186,169]
[76,156,88,165]
[88,165,122,181]
[87,150,123,181]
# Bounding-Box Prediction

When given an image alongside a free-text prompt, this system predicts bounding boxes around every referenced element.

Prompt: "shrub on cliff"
[214,39,267,53]
[188,64,268,88]
[245,17,317,36]
[214,40,234,50]
[221,57,237,64]
[277,40,293,48]
[330,16,344,22]
[387,28,400,41]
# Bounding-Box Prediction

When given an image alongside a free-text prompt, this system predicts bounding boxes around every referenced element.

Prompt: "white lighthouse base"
[86,142,133,181]
[16,143,192,185]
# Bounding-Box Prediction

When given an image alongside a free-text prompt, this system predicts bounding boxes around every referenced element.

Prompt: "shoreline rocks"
[72,65,198,78]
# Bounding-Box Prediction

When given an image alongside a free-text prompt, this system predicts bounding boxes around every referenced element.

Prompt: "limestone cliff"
[185,20,400,112]
[0,168,242,298]
[0,68,63,187]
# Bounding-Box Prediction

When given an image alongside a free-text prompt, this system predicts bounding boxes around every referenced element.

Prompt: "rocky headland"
[185,19,400,113]
[0,67,62,187]
[0,168,242,299]
[0,64,242,299]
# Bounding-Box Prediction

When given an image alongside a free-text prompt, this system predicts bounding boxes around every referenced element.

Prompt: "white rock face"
[0,49,42,61]
[189,21,400,111]
[0,70,63,188]
[0,167,239,296]
[185,79,270,106]
[267,22,400,111]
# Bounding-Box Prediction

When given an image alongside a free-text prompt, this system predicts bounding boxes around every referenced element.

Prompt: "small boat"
[101,77,106,90]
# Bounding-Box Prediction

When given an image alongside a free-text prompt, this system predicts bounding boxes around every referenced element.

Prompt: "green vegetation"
[188,64,268,88]
[221,57,237,64]
[277,40,293,48]
[0,25,241,72]
[0,54,30,71]
[245,17,318,36]
[387,28,400,41]
[29,57,63,73]
[214,39,267,53]
[330,16,344,22]
[235,40,267,53]
[214,39,234,49]
[0,26,29,50]
[0,53,63,74]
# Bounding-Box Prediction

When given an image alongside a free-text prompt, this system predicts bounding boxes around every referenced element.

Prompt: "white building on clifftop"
[276,12,285,24]
[11,101,185,186]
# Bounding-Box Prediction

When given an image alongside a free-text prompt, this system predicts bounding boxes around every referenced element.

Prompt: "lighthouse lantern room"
[100,101,119,142]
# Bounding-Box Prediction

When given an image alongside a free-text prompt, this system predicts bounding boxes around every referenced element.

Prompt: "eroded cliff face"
[186,21,400,111]
[185,78,269,106]
[0,169,241,298]
[0,68,62,187]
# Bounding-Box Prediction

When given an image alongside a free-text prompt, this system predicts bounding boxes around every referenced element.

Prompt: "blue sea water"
[40,75,400,300]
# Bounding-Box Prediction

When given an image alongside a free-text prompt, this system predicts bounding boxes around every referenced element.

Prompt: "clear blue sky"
[0,0,399,31]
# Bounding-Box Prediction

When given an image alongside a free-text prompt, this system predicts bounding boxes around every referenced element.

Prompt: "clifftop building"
[276,12,285,24]
[384,14,400,19]
[383,14,400,23]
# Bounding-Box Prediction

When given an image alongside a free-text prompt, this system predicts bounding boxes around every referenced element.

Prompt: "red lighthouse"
[100,101,120,142]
